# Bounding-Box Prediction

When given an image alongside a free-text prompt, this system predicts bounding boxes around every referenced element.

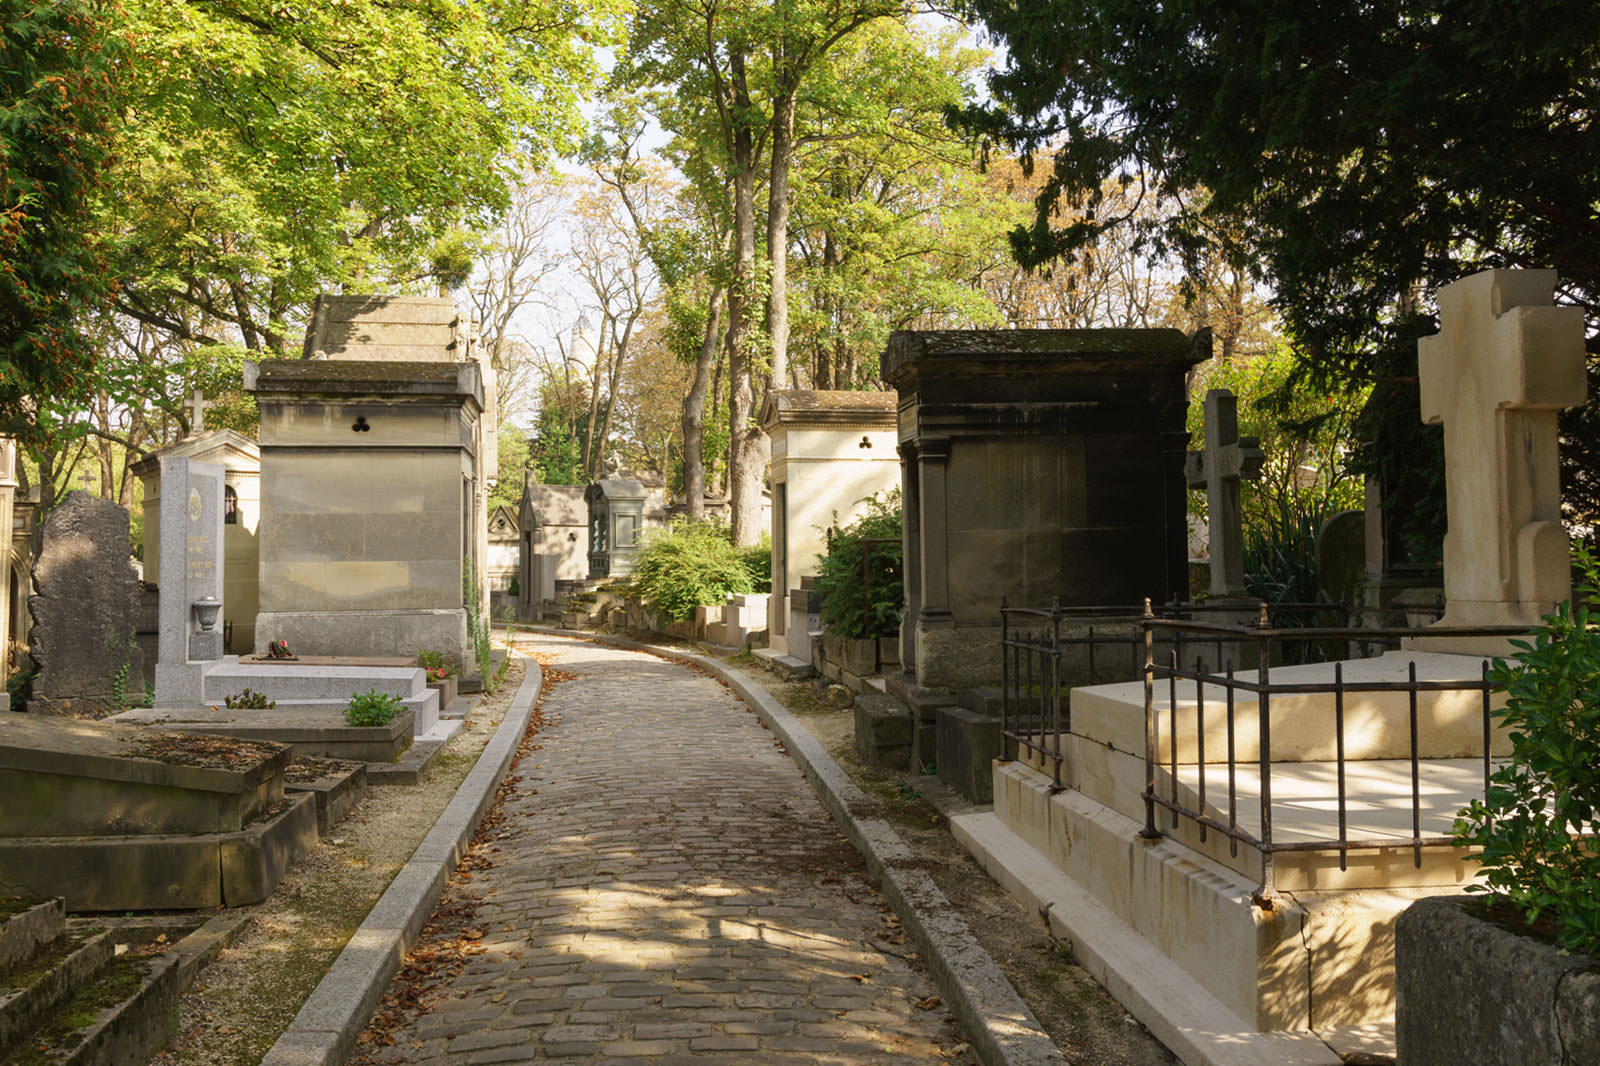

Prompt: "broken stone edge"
[257,649,543,1066]
[528,626,1068,1066]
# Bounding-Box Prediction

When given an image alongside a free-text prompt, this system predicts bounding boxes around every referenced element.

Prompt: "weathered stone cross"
[1185,388,1265,599]
[1417,268,1587,628]
[184,389,211,435]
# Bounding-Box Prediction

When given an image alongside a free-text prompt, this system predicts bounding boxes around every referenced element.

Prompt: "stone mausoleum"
[246,295,496,674]
[883,328,1207,690]
[760,390,899,662]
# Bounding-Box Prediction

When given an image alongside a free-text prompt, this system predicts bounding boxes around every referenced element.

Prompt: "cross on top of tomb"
[1417,268,1587,629]
[1184,388,1264,599]
[185,389,211,435]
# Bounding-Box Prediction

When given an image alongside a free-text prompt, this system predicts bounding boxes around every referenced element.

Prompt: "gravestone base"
[913,620,1003,691]
[255,608,470,669]
[852,695,912,768]
[935,705,1002,803]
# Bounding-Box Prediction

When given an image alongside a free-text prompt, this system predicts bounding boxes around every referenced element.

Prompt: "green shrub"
[1454,544,1600,957]
[1241,501,1325,606]
[415,650,459,677]
[224,688,275,709]
[740,534,772,594]
[816,491,903,639]
[631,518,754,622]
[345,688,404,727]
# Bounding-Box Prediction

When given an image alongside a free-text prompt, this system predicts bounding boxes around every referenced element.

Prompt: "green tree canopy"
[955,0,1600,526]
[0,0,121,442]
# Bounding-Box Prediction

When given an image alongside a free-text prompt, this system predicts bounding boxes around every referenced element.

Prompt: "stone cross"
[1185,388,1264,599]
[1418,268,1587,628]
[185,389,211,434]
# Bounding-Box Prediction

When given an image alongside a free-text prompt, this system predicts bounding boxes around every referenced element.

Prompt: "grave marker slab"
[1417,269,1587,632]
[154,457,226,707]
[27,491,143,714]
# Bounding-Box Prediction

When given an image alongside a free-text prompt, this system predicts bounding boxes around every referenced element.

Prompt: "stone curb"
[257,650,543,1066]
[521,626,1067,1066]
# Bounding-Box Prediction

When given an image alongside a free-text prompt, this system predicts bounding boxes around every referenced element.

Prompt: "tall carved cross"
[1417,269,1587,626]
[185,389,211,434]
[1185,388,1264,599]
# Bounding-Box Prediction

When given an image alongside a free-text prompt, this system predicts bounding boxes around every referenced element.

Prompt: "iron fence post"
[1255,605,1276,905]
[1141,598,1160,839]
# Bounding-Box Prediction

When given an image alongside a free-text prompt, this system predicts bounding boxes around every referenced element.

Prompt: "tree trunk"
[726,51,767,546]
[682,286,724,520]
[765,89,796,391]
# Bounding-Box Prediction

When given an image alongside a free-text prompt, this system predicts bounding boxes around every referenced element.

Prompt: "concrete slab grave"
[882,328,1207,691]
[26,491,144,715]
[0,711,315,910]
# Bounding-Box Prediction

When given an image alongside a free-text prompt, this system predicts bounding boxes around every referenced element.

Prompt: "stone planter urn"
[1396,895,1600,1065]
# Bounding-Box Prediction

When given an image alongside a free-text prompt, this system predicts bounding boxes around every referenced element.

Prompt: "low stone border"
[257,650,543,1066]
[523,626,1067,1066]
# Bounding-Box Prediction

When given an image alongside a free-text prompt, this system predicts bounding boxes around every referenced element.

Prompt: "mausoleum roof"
[882,328,1207,386]
[760,389,897,429]
[244,359,484,408]
[129,429,260,479]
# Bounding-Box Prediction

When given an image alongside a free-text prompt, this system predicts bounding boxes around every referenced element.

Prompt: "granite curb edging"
[521,626,1067,1066]
[257,649,543,1066]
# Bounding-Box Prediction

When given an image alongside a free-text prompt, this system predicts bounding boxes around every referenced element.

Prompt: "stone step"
[0,926,114,1059]
[17,946,182,1066]
[0,898,65,973]
[202,663,427,702]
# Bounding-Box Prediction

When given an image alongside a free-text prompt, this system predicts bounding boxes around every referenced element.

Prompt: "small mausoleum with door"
[883,328,1207,690]
[760,390,899,661]
[585,478,649,580]
[515,477,588,614]
[132,428,262,654]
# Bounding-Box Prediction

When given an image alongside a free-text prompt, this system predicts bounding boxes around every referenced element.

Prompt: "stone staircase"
[0,898,181,1066]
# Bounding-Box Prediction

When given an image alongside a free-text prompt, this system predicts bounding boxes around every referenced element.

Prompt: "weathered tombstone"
[27,491,144,714]
[154,458,226,707]
[883,328,1207,690]
[1315,509,1367,608]
[1184,389,1265,599]
[0,439,14,710]
[1417,269,1587,642]
[760,390,900,661]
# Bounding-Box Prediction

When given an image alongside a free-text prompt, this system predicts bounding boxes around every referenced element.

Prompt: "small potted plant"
[1396,544,1600,1064]
[416,650,459,708]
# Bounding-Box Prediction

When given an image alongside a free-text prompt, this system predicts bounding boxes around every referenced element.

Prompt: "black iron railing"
[999,600,1531,902]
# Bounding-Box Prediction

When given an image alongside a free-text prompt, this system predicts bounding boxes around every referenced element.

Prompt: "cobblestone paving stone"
[360,634,972,1064]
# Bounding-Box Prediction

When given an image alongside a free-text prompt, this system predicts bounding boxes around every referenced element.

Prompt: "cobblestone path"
[359,634,970,1065]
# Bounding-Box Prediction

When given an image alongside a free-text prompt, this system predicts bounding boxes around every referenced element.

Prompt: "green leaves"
[632,519,759,622]
[815,490,902,639]
[1454,544,1600,957]
[0,0,122,440]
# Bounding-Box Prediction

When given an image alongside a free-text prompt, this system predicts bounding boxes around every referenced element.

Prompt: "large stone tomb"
[0,712,316,909]
[760,390,899,662]
[882,329,1206,690]
[27,492,144,715]
[515,479,588,619]
[246,358,483,668]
